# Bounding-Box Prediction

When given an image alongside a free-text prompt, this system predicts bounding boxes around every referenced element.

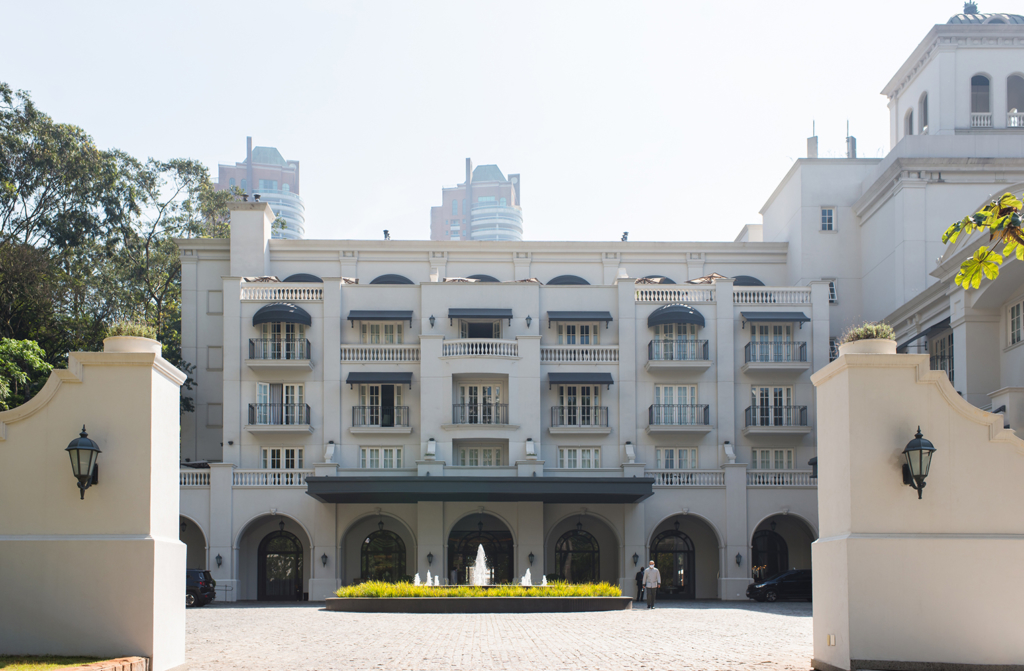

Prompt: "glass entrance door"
[650,530,695,599]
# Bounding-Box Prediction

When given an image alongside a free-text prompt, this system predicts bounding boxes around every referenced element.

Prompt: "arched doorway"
[360,528,407,582]
[554,527,600,583]
[650,529,695,600]
[448,513,513,585]
[752,529,788,581]
[179,516,207,570]
[258,530,304,600]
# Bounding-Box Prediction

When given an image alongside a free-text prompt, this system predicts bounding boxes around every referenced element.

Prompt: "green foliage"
[0,656,102,670]
[838,322,895,345]
[104,321,158,340]
[0,338,52,410]
[335,580,622,598]
[942,191,1024,289]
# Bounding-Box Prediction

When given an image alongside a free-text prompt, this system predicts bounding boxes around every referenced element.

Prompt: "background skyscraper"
[215,137,306,240]
[430,158,522,241]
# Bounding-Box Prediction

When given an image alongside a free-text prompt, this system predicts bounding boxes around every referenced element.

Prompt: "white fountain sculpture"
[541,575,548,586]
[413,573,421,586]
[426,570,432,586]
[471,543,490,586]
[434,575,441,586]
[520,568,532,586]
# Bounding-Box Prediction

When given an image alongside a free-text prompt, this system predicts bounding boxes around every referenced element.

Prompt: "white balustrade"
[649,470,725,486]
[540,346,619,363]
[746,470,817,486]
[971,112,992,128]
[179,470,210,486]
[635,288,715,304]
[240,284,324,301]
[341,345,420,362]
[442,339,519,358]
[1008,112,1024,128]
[733,287,811,304]
[232,469,313,487]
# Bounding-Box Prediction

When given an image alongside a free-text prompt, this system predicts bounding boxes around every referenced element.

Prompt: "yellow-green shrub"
[334,580,621,598]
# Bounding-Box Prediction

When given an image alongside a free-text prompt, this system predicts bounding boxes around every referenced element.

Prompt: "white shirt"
[643,566,661,588]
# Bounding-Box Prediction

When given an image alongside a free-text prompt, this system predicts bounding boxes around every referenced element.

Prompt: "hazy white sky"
[2,1,973,241]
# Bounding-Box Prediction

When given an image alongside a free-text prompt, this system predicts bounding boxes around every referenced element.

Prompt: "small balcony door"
[260,322,306,359]
[655,323,696,359]
[654,385,697,424]
[459,383,501,424]
[361,322,403,344]
[751,386,793,426]
[752,324,793,362]
[359,384,402,427]
[460,320,501,339]
[558,385,600,427]
[557,323,599,345]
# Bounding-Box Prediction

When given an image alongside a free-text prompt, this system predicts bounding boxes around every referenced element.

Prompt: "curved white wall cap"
[103,336,162,355]
[837,339,897,356]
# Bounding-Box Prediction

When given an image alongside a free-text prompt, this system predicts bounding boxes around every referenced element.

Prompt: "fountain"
[541,575,547,586]
[426,570,432,586]
[520,568,532,586]
[470,543,490,586]
[413,573,421,586]
[434,575,441,586]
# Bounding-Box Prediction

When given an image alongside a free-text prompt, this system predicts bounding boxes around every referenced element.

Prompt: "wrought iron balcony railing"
[648,404,710,426]
[648,339,709,361]
[352,405,410,428]
[744,405,808,427]
[551,405,609,428]
[249,338,310,360]
[451,403,509,425]
[744,342,807,363]
[248,403,310,426]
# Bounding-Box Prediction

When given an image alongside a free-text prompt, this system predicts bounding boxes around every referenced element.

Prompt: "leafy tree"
[0,338,53,410]
[942,192,1024,288]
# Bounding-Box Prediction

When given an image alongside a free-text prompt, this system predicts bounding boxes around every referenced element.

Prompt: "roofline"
[175,238,790,253]
[759,158,881,215]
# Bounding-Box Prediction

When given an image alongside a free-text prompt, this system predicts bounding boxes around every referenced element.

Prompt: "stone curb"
[325,596,633,613]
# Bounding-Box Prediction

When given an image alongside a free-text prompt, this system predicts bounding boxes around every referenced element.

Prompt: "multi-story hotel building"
[430,159,523,241]
[215,137,306,240]
[177,7,1024,602]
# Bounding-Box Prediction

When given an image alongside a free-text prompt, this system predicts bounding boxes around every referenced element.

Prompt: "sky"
[0,0,982,242]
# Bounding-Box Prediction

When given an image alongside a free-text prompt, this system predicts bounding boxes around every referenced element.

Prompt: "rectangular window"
[750,386,794,426]
[751,323,794,362]
[556,323,600,345]
[360,322,403,344]
[258,179,278,191]
[653,385,698,425]
[929,332,954,383]
[829,338,839,362]
[556,385,602,427]
[360,447,403,469]
[455,445,504,466]
[821,208,835,231]
[558,447,600,469]
[1010,302,1022,345]
[478,196,495,203]
[452,200,458,215]
[460,320,500,339]
[828,280,838,304]
[261,322,306,359]
[752,448,793,470]
[655,448,697,469]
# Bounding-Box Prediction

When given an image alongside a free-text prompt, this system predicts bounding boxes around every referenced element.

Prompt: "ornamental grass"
[839,321,895,345]
[334,580,621,598]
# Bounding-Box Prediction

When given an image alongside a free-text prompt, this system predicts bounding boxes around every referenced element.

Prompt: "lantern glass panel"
[918,449,933,477]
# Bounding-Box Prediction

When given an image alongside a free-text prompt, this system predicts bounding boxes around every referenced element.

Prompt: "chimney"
[246,136,253,194]
[465,157,472,184]
[807,121,818,158]
[509,174,520,206]
[465,158,473,238]
[846,121,857,159]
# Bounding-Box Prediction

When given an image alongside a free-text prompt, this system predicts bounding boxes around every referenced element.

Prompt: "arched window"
[905,109,914,137]
[751,529,789,582]
[240,179,247,192]
[555,528,600,583]
[1008,75,1024,127]
[649,529,695,599]
[258,530,303,600]
[972,75,991,127]
[919,93,929,133]
[360,529,406,583]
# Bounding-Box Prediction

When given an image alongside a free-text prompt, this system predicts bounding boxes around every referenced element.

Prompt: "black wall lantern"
[322,553,328,567]
[902,426,936,499]
[429,315,435,328]
[526,315,532,327]
[427,552,434,566]
[216,554,223,568]
[735,553,742,566]
[632,552,639,566]
[529,552,535,565]
[66,425,101,500]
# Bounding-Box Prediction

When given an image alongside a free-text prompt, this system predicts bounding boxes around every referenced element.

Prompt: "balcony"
[245,403,313,434]
[635,287,715,304]
[442,339,519,358]
[233,469,313,487]
[179,470,210,486]
[540,346,619,363]
[742,405,810,436]
[746,470,817,487]
[549,406,611,435]
[240,284,323,301]
[732,287,811,305]
[1010,112,1024,128]
[350,406,412,434]
[341,344,420,362]
[247,339,313,371]
[645,404,712,435]
[930,354,954,384]
[971,112,992,128]
[443,403,516,431]
[649,470,725,487]
[741,342,809,375]
[646,339,711,372]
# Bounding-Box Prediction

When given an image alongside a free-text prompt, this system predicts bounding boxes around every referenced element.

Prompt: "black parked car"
[746,569,812,602]
[186,569,216,607]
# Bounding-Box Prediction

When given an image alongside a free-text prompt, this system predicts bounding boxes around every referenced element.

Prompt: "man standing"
[643,560,661,609]
[634,566,644,602]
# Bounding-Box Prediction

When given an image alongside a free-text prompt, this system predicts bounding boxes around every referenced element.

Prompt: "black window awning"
[741,311,810,324]
[896,317,951,351]
[305,476,654,504]
[448,308,513,325]
[547,311,614,329]
[347,310,413,327]
[647,304,705,328]
[345,372,413,388]
[548,372,614,389]
[252,303,312,327]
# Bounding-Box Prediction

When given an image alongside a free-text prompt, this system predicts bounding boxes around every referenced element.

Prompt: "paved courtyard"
[186,600,813,670]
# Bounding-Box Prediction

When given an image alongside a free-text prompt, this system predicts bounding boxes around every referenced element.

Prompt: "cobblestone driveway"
[187,601,813,670]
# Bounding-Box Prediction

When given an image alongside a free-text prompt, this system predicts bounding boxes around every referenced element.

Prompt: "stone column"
[721,462,749,600]
[207,463,236,601]
[417,501,444,581]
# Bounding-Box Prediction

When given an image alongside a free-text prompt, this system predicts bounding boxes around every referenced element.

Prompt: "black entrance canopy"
[548,372,614,389]
[345,372,413,388]
[546,311,614,329]
[647,304,705,328]
[305,476,654,504]
[346,310,414,327]
[252,303,312,327]
[448,308,513,325]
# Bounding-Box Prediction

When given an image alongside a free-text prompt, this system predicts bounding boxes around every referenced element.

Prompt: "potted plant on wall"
[837,321,896,357]
[103,321,162,354]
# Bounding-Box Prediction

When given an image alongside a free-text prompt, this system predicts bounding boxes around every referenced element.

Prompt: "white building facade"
[176,8,1024,603]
